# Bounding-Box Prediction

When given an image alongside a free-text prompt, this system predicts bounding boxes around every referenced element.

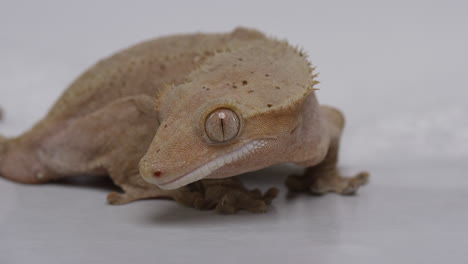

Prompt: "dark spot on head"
[250,71,255,74]
[153,171,162,177]
[232,85,237,89]
[248,90,254,93]
[290,126,298,134]
[265,74,270,77]
[267,104,273,108]
[238,58,243,61]
[164,124,168,128]
[275,86,280,89]
[160,64,166,70]
[242,80,248,85]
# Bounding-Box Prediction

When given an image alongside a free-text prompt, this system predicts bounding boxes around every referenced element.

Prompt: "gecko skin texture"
[0,28,369,214]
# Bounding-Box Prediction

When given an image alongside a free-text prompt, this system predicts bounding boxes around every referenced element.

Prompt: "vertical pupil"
[206,108,239,143]
[218,112,226,141]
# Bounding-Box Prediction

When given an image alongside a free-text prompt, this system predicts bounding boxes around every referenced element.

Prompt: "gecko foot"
[187,178,279,214]
[107,187,177,205]
[286,169,369,195]
[107,192,131,205]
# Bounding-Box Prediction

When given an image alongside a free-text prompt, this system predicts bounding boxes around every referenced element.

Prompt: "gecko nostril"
[153,171,163,177]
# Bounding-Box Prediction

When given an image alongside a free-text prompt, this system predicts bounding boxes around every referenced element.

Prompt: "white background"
[0,0,467,263]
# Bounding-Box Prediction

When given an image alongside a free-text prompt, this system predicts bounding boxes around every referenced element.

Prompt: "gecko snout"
[139,158,166,184]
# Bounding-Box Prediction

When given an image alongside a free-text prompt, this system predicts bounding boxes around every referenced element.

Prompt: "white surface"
[0,0,467,263]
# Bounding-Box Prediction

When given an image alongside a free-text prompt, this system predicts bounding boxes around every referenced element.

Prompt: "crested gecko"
[0,28,369,214]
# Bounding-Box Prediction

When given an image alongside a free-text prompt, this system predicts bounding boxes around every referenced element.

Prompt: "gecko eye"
[205,108,240,143]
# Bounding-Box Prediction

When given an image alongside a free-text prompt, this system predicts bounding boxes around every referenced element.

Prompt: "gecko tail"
[0,135,6,156]
[0,106,6,142]
[0,107,9,180]
[0,107,6,144]
[0,108,50,184]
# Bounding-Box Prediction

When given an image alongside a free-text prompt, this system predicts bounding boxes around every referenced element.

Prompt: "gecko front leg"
[106,172,206,207]
[286,142,369,195]
[286,106,370,195]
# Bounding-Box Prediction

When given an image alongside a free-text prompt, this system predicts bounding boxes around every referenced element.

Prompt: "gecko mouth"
[156,140,267,190]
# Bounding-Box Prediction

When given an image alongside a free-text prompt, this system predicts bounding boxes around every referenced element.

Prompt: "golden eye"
[205,108,240,143]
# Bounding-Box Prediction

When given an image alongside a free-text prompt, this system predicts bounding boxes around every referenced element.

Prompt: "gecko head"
[139,96,304,190]
[139,35,318,190]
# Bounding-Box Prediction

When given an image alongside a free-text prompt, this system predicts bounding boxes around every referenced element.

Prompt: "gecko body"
[0,28,368,213]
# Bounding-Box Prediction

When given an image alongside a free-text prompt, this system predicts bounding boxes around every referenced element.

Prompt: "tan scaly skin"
[0,28,369,214]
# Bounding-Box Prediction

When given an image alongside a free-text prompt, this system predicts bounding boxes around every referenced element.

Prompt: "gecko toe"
[107,192,127,205]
